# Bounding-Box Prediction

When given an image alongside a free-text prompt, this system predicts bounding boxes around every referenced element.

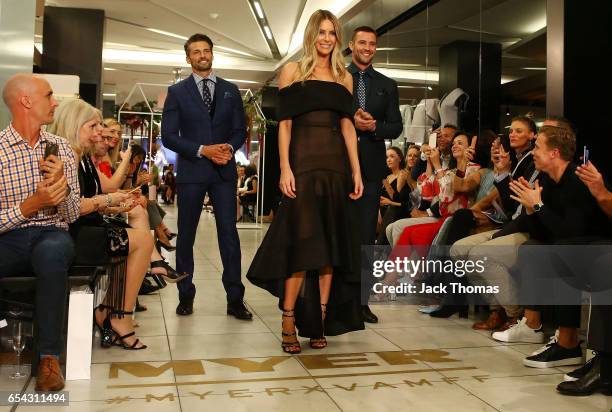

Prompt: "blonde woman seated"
[48,99,152,350]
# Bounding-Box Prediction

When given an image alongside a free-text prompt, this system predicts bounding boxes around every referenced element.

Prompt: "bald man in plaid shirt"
[0,74,80,391]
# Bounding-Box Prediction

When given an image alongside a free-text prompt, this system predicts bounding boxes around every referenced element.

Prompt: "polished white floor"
[2,205,611,411]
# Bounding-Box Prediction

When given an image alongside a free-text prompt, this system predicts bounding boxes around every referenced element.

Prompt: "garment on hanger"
[394,105,413,147]
[438,88,469,128]
[405,98,440,144]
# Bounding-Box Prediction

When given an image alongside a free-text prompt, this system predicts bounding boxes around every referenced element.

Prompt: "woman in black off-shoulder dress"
[247,10,364,354]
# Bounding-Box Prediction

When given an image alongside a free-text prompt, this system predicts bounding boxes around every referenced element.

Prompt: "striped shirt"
[192,71,216,100]
[0,124,81,234]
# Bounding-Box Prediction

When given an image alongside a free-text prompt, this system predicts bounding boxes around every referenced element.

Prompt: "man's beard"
[193,60,212,71]
[355,52,373,66]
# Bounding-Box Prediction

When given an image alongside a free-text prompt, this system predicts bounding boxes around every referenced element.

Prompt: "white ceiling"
[37,0,547,105]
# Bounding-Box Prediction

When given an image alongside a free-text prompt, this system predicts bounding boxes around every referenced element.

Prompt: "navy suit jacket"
[161,75,247,184]
[349,64,403,183]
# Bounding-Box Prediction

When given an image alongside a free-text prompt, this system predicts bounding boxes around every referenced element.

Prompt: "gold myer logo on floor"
[104,349,489,403]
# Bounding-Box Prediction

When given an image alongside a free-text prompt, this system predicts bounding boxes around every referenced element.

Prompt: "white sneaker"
[491,317,545,343]
[530,329,559,356]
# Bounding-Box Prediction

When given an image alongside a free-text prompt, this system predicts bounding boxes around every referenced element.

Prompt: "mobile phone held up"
[44,142,59,160]
[428,132,437,149]
[583,145,590,166]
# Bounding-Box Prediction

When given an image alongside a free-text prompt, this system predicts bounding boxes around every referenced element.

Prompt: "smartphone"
[428,132,437,149]
[44,142,59,160]
[583,145,589,165]
[127,186,141,194]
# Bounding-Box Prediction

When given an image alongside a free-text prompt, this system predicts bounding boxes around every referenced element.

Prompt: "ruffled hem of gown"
[246,169,364,337]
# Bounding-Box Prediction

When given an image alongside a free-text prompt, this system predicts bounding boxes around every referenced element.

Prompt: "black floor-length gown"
[247,80,365,338]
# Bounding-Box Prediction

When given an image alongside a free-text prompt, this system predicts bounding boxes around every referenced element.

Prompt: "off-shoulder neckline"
[280,79,351,94]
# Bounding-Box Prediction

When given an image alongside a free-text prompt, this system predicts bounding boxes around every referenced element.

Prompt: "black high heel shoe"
[156,239,176,252]
[429,305,469,318]
[309,303,328,349]
[103,310,147,350]
[138,277,161,295]
[151,260,188,283]
[149,272,167,289]
[281,309,301,354]
[94,305,114,348]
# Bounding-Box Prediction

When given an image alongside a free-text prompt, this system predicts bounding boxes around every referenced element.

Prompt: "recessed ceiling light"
[263,26,272,40]
[104,67,117,71]
[253,1,264,19]
[103,93,117,97]
[146,28,188,41]
[215,45,257,58]
[209,13,220,19]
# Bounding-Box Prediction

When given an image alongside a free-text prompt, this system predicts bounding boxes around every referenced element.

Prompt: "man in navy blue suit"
[162,33,252,320]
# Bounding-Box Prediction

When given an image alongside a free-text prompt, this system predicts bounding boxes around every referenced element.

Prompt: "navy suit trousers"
[175,172,245,303]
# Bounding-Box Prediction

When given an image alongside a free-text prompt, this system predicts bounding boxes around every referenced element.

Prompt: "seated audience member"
[121,145,178,254]
[237,165,258,221]
[0,74,80,391]
[160,164,177,204]
[377,132,490,298]
[48,98,153,350]
[449,116,538,331]
[495,126,609,364]
[376,147,413,244]
[554,160,612,396]
[91,125,114,178]
[404,144,421,184]
[410,124,456,181]
[392,131,485,250]
[237,164,246,190]
[386,125,456,246]
[102,117,123,168]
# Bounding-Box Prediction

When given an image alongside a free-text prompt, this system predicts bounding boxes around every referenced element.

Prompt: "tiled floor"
[3,205,611,411]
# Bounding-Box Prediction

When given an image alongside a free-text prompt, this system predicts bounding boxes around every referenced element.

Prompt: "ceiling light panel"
[247,0,281,59]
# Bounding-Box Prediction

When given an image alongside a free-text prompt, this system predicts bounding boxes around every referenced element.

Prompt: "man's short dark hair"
[184,33,214,55]
[352,26,377,41]
[443,124,458,130]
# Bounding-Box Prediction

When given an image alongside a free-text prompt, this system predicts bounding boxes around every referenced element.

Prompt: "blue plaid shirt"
[0,124,80,234]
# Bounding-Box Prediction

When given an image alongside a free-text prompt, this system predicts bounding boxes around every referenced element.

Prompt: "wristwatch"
[533,202,544,212]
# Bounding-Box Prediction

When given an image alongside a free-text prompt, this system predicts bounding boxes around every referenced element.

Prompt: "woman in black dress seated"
[48,99,153,350]
[247,9,364,353]
[377,147,413,244]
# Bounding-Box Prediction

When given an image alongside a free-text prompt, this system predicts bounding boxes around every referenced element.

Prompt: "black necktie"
[201,79,212,112]
[357,72,366,110]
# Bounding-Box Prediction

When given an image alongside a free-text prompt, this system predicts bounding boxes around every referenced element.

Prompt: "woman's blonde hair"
[47,98,101,158]
[296,9,347,83]
[103,117,122,164]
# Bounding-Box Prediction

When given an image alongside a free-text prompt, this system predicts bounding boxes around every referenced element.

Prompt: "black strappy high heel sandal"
[103,310,147,350]
[281,309,301,354]
[150,260,188,283]
[309,303,327,349]
[94,305,113,348]
[156,239,176,252]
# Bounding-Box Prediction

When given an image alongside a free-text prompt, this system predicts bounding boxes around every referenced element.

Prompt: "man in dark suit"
[348,26,403,323]
[162,33,252,320]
